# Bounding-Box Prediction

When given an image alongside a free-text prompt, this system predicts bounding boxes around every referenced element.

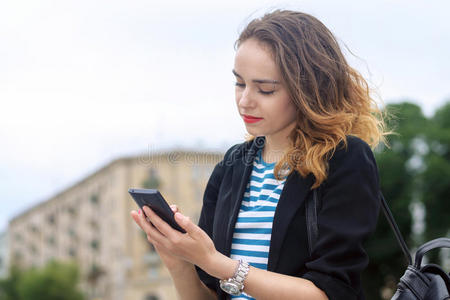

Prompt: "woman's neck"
[261,136,292,164]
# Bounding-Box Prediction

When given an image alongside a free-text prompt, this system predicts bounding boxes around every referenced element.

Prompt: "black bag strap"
[306,189,319,256]
[414,238,450,269]
[379,192,413,265]
[380,194,450,269]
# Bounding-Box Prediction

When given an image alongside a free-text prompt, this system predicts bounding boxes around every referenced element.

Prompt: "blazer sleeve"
[195,144,238,291]
[301,138,381,300]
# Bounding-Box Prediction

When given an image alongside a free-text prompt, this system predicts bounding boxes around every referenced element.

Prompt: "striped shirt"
[230,147,287,300]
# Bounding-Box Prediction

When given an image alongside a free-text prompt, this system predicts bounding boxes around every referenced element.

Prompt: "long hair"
[235,10,389,188]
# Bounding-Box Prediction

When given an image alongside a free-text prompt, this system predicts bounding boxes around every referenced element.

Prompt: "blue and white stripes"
[230,148,287,300]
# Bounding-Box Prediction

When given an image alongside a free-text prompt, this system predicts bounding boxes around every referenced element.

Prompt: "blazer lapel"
[267,162,314,271]
[224,136,265,256]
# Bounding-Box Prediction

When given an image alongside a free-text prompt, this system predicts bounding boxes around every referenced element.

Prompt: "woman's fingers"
[131,210,145,230]
[143,206,180,240]
[134,209,169,247]
[131,210,157,242]
[174,212,201,238]
[138,209,158,234]
[170,204,179,213]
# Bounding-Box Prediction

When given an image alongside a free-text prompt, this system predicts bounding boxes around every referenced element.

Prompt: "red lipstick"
[242,115,263,124]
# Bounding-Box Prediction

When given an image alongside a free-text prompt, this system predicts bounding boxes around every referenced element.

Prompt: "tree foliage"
[0,261,84,300]
[422,102,450,242]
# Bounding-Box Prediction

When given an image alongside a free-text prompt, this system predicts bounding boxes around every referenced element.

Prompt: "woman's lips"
[242,115,263,124]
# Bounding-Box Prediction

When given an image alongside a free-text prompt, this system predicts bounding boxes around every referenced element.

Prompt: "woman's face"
[233,38,297,140]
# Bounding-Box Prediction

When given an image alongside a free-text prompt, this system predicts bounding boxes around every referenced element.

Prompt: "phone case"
[128,188,186,233]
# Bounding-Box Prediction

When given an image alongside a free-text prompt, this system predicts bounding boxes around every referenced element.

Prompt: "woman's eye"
[234,82,275,95]
[259,90,275,95]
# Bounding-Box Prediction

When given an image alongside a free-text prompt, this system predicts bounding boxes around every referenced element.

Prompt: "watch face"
[220,280,241,296]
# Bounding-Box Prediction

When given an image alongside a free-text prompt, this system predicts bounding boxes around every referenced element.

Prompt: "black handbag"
[307,190,450,300]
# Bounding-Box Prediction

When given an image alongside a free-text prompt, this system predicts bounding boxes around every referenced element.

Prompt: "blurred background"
[0,0,449,299]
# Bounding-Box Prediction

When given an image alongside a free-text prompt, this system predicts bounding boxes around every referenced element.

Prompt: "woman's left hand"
[142,206,218,273]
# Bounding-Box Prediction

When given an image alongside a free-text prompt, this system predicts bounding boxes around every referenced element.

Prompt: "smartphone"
[128,188,186,233]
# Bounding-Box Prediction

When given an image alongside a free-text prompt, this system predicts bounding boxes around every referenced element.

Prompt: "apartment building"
[0,231,8,278]
[8,149,223,300]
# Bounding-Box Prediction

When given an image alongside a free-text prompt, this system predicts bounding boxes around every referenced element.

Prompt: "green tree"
[0,266,22,300]
[0,261,85,300]
[421,101,450,261]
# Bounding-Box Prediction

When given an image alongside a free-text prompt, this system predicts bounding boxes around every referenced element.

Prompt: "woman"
[131,10,387,300]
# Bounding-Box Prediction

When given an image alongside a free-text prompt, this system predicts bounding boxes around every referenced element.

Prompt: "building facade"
[0,231,8,278]
[8,149,223,300]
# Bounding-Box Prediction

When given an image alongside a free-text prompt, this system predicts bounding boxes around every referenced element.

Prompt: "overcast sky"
[1,0,449,232]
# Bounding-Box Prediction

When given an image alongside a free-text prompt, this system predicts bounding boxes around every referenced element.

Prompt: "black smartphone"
[128,188,186,233]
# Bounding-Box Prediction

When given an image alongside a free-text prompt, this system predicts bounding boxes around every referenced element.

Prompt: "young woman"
[131,10,387,300]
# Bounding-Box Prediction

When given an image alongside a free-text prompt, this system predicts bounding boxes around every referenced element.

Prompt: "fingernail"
[138,209,141,215]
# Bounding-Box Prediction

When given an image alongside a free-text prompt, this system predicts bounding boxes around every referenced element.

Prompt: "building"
[0,231,8,278]
[8,149,223,300]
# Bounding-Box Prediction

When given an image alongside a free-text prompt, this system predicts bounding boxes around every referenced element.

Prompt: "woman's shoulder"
[328,135,378,172]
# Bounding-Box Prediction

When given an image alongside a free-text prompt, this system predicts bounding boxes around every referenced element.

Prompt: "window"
[47,236,56,246]
[142,168,161,189]
[87,263,105,283]
[67,205,77,217]
[90,239,100,251]
[68,248,77,258]
[89,220,99,231]
[145,294,159,300]
[90,194,99,205]
[29,224,39,234]
[47,214,56,225]
[30,244,37,254]
[68,228,78,242]
[15,233,23,241]
[13,251,23,261]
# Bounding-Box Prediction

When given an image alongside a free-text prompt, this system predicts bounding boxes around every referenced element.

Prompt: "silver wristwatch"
[219,259,250,296]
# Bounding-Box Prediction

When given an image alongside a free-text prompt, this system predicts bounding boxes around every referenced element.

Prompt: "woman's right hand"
[131,204,191,272]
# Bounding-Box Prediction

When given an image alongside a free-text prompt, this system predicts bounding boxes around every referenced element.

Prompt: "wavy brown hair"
[236,10,389,188]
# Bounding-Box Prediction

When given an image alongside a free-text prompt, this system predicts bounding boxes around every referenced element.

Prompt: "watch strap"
[233,260,249,285]
[219,259,250,295]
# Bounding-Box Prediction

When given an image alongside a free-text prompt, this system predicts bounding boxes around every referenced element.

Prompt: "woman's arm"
[244,267,328,300]
[208,250,329,300]
[162,250,218,300]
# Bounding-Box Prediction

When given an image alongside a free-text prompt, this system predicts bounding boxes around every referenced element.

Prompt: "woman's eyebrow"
[232,69,280,84]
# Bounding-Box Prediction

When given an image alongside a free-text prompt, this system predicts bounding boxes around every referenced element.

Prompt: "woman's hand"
[144,205,218,272]
[132,204,236,280]
[131,205,191,272]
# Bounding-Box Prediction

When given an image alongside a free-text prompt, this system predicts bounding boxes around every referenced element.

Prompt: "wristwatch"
[219,259,250,296]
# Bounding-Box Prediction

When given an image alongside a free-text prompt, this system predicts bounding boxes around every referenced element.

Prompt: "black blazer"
[196,135,381,300]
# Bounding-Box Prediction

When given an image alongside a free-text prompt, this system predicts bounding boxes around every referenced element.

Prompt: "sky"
[1,0,449,232]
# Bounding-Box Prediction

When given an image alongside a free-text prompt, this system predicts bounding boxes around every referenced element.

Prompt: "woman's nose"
[238,87,255,108]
